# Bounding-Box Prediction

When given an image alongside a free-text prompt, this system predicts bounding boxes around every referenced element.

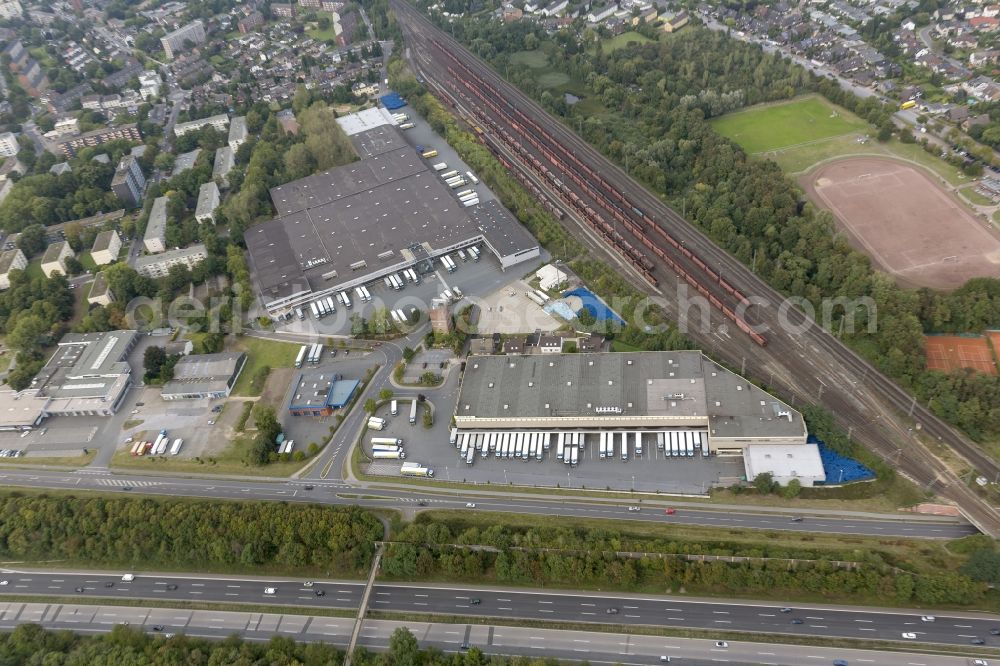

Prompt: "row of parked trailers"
[129,430,183,456]
[383,268,421,292]
[294,343,325,368]
[309,296,338,319]
[450,430,708,466]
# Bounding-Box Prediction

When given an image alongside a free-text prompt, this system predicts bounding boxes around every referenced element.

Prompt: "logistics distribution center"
[453,350,826,486]
[245,108,540,314]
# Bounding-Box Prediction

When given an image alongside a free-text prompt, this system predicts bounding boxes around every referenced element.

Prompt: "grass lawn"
[110,436,307,477]
[710,96,867,154]
[0,450,95,468]
[610,340,643,352]
[598,31,654,54]
[78,252,98,272]
[510,50,549,68]
[537,71,570,88]
[958,185,996,206]
[231,336,301,397]
[306,27,337,42]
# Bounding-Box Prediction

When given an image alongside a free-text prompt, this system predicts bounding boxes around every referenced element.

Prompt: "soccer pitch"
[710,96,867,154]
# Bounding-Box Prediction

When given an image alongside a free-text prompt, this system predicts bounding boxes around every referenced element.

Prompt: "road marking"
[854,619,872,623]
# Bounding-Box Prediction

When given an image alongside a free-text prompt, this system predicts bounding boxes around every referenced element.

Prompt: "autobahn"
[2,570,999,649]
[0,467,974,539]
[390,0,1000,536]
[1,603,985,666]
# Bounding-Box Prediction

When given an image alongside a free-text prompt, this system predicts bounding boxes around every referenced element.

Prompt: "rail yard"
[391,0,1000,536]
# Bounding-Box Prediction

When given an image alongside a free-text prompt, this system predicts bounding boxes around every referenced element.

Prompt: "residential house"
[0,248,27,290]
[90,230,122,266]
[40,241,74,278]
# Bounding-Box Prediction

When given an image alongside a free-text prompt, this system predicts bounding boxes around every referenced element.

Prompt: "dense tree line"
[428,15,1000,440]
[384,518,985,607]
[0,495,382,574]
[0,624,502,666]
[0,271,74,390]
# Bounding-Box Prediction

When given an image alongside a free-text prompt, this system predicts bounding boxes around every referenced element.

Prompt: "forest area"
[383,513,992,608]
[409,10,1000,442]
[0,495,382,575]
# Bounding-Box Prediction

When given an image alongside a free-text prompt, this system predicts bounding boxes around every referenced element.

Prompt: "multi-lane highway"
[2,570,999,648]
[0,468,974,539]
[1,602,985,666]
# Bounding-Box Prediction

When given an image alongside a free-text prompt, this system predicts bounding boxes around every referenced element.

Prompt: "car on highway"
[627,506,640,512]
[303,582,314,587]
[972,659,989,666]
[791,619,804,625]
[920,615,935,622]
[606,607,619,614]
[166,584,178,590]
[75,587,84,593]
[207,420,215,425]
[779,607,792,613]
[315,590,326,597]
[304,485,314,490]
[466,503,476,508]
[714,641,728,648]
[790,516,803,522]
[991,628,1000,635]
[972,638,986,645]
[833,661,848,666]
[471,598,481,605]
[658,658,670,663]
[152,625,164,631]
[0,580,7,586]
[664,508,676,515]
[122,486,133,491]
[104,582,114,588]
[901,632,916,639]
[264,587,276,595]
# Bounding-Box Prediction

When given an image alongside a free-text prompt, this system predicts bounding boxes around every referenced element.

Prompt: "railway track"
[393,0,1000,535]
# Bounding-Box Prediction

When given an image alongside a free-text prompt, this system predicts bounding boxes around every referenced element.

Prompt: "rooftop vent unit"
[595,406,623,414]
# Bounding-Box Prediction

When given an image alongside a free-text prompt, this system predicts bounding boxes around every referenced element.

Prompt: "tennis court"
[924,335,997,375]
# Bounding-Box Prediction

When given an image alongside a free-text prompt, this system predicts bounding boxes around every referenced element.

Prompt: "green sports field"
[710,96,867,154]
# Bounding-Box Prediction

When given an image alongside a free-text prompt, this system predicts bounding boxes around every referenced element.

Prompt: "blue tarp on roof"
[562,287,625,325]
[380,92,406,110]
[811,435,876,485]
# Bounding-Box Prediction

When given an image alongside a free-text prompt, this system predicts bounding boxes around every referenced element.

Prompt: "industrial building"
[0,330,139,429]
[287,371,360,417]
[244,108,539,314]
[455,351,808,462]
[160,352,247,400]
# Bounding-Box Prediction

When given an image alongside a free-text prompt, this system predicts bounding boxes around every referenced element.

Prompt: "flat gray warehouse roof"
[457,351,806,441]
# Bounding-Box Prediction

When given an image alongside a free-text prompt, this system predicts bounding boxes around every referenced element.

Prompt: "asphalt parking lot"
[277,248,548,339]
[278,354,379,454]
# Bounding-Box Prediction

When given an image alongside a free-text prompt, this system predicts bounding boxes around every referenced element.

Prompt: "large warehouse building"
[455,350,825,486]
[245,108,540,314]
